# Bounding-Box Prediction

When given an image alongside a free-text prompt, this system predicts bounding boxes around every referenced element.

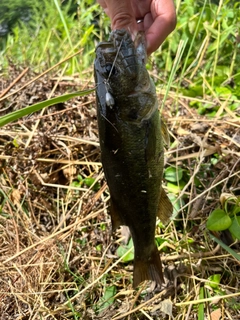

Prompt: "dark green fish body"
[94,30,172,288]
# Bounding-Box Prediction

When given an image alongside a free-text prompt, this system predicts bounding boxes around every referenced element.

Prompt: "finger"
[97,0,106,8]
[99,0,138,35]
[97,0,109,15]
[146,0,176,54]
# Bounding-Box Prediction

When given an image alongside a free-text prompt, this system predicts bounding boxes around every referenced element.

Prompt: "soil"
[0,66,239,319]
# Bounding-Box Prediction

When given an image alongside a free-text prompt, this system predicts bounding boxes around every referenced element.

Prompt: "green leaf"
[83,177,95,187]
[77,175,83,182]
[98,285,117,312]
[0,89,94,128]
[116,238,134,262]
[70,181,80,188]
[96,244,102,251]
[164,167,183,182]
[12,137,19,148]
[167,182,181,194]
[208,274,221,289]
[203,22,219,37]
[206,209,232,231]
[229,215,240,240]
[167,194,185,218]
[83,177,100,191]
[233,207,240,215]
[215,86,232,98]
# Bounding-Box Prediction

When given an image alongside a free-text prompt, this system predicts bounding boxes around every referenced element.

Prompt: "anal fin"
[157,187,173,225]
[110,198,125,232]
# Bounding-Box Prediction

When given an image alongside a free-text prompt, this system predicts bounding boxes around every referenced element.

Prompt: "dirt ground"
[0,66,239,319]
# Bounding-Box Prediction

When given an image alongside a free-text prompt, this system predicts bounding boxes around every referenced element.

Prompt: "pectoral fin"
[110,198,125,232]
[161,118,170,147]
[144,121,156,163]
[157,188,173,224]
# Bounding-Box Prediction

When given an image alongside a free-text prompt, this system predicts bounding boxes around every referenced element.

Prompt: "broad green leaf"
[167,194,185,218]
[70,181,80,188]
[206,209,232,231]
[0,89,94,128]
[96,244,102,251]
[77,175,83,182]
[167,182,181,194]
[182,85,203,97]
[98,285,117,312]
[83,177,100,191]
[233,207,240,215]
[117,238,134,262]
[215,65,231,77]
[208,274,221,289]
[215,87,232,98]
[229,216,240,240]
[210,234,240,262]
[83,177,95,187]
[164,167,183,182]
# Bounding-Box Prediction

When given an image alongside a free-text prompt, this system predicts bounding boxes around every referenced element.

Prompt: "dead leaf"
[191,122,210,133]
[210,308,221,320]
[63,166,76,180]
[151,299,173,317]
[177,127,190,136]
[10,189,21,205]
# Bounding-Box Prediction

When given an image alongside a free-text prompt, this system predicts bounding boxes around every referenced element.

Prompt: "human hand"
[97,0,176,55]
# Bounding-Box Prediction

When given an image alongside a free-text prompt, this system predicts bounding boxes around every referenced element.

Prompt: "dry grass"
[0,66,240,319]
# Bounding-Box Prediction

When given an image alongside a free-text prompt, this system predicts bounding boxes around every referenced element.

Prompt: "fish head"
[94,29,149,99]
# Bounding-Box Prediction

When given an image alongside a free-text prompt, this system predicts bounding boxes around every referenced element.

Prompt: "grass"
[0,0,240,319]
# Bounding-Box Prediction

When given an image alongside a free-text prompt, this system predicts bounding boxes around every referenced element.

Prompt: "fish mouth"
[96,29,147,60]
[95,42,117,55]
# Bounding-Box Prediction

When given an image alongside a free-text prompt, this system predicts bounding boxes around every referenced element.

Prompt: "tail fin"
[133,246,164,288]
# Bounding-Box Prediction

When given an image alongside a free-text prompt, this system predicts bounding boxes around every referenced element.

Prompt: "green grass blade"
[160,39,187,110]
[210,233,240,262]
[182,0,207,77]
[53,0,73,49]
[0,89,95,127]
[198,287,205,320]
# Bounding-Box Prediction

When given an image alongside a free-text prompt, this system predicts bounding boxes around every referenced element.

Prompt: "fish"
[94,29,173,288]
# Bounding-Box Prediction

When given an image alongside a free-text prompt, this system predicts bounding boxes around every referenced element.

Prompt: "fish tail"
[133,246,164,288]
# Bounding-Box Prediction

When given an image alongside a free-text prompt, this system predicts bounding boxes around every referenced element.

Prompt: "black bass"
[94,30,172,288]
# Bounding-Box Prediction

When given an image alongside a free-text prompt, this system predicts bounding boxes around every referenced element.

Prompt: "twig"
[0,68,29,99]
[175,292,240,306]
[112,287,173,320]
[0,49,83,102]
[161,244,220,262]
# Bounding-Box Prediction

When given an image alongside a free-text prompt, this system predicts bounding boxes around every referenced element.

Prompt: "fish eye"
[105,63,116,76]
